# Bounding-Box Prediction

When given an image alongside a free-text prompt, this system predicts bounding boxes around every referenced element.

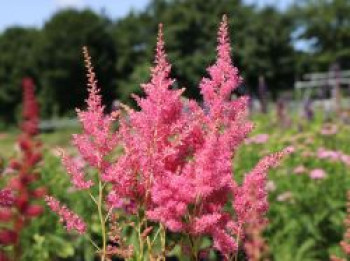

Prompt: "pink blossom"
[234,150,287,225]
[0,189,14,207]
[45,196,86,234]
[103,23,187,202]
[265,180,276,192]
[285,145,296,154]
[309,168,327,180]
[245,134,269,145]
[293,165,307,174]
[340,154,350,166]
[317,148,350,166]
[60,150,93,190]
[72,47,118,172]
[276,191,293,202]
[317,148,341,161]
[320,124,338,136]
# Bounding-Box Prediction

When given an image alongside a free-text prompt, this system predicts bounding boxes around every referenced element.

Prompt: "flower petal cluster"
[45,196,86,234]
[0,189,14,208]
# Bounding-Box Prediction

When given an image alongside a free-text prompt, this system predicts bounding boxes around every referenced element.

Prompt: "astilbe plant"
[46,16,288,261]
[0,77,45,261]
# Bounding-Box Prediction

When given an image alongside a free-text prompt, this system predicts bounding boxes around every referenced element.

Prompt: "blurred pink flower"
[317,148,350,166]
[265,180,276,192]
[317,148,341,161]
[293,165,307,174]
[320,124,338,136]
[285,146,296,154]
[245,134,269,145]
[340,154,350,166]
[276,191,293,202]
[309,169,327,180]
[2,167,15,175]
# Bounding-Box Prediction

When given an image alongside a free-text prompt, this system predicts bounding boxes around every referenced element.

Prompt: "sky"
[0,0,293,32]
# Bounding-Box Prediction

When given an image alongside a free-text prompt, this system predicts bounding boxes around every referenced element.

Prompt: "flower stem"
[137,214,144,261]
[98,180,106,261]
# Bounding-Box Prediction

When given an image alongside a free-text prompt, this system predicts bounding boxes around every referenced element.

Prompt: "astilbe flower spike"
[234,150,289,260]
[45,196,86,234]
[21,77,39,136]
[72,47,118,174]
[103,23,187,207]
[46,47,122,261]
[0,77,45,261]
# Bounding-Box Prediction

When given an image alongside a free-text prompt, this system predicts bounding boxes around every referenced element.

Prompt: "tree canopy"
[0,0,347,124]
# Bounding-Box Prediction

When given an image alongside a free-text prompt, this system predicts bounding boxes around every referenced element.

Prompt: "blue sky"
[0,0,292,32]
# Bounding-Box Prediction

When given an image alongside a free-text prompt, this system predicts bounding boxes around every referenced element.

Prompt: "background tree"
[292,0,350,71]
[37,9,117,118]
[0,28,40,124]
[112,0,295,102]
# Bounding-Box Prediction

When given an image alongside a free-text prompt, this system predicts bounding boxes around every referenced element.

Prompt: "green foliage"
[2,114,349,260]
[291,0,350,70]
[37,9,117,118]
[234,114,350,260]
[0,27,40,123]
[19,153,97,261]
[1,0,349,123]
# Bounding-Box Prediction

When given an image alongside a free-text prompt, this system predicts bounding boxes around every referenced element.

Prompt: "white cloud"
[55,0,86,9]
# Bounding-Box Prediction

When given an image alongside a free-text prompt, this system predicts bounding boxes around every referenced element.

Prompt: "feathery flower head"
[72,47,118,171]
[104,23,185,203]
[21,77,39,136]
[60,149,93,190]
[45,196,86,234]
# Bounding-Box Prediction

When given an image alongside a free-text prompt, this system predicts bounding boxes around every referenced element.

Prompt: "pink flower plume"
[45,196,86,234]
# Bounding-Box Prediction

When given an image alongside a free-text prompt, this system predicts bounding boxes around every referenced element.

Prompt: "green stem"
[86,235,101,251]
[160,223,166,258]
[189,235,199,261]
[137,216,144,261]
[98,181,107,261]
